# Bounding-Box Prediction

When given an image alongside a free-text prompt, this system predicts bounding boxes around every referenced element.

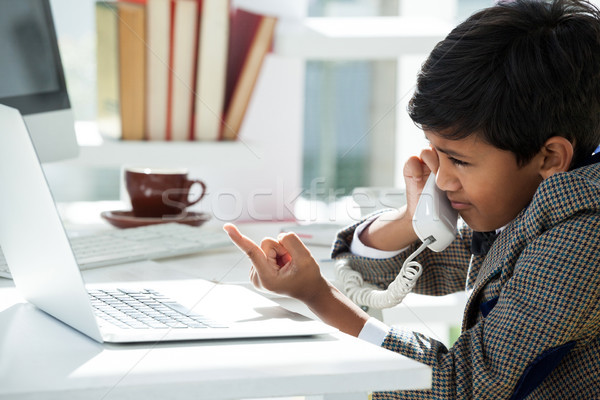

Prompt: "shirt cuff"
[358,317,390,346]
[350,216,405,259]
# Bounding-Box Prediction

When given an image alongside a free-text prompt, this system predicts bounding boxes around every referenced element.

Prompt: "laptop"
[0,104,333,343]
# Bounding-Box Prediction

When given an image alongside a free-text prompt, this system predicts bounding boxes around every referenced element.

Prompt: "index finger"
[403,156,429,182]
[420,147,439,174]
[223,223,266,264]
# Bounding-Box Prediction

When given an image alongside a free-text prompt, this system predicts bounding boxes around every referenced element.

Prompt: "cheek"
[459,180,514,227]
[469,186,506,214]
[464,167,518,208]
[463,177,535,230]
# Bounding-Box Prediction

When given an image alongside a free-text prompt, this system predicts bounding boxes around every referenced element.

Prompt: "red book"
[221,9,276,140]
[223,8,261,114]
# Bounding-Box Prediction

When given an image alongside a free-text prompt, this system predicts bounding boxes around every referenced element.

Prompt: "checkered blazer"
[332,163,600,399]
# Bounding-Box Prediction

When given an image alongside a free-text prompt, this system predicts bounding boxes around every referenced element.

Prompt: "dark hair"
[408,0,600,167]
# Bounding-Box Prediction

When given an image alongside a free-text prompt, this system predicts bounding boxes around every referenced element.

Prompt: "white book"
[145,0,171,141]
[169,0,199,141]
[193,0,230,141]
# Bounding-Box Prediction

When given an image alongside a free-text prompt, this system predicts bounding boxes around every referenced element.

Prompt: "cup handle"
[182,179,207,207]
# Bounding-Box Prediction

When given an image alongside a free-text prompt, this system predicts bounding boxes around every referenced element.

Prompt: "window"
[302,0,398,210]
[300,0,492,221]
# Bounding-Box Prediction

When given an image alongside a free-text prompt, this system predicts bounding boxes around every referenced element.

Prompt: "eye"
[448,156,469,166]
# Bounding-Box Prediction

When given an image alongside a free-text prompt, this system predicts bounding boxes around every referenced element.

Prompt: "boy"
[224,0,600,398]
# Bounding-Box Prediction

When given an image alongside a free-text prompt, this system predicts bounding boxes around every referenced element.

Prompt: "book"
[223,8,260,112]
[234,0,305,19]
[145,0,171,141]
[221,9,277,141]
[166,0,199,141]
[96,1,121,139]
[192,0,230,141]
[117,1,147,140]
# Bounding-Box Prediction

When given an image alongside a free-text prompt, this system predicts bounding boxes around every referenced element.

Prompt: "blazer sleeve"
[331,212,473,296]
[375,213,600,399]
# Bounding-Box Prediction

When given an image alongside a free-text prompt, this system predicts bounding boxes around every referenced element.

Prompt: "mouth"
[447,197,471,210]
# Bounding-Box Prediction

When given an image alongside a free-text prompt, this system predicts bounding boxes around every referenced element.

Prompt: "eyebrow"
[434,146,470,159]
[423,132,470,159]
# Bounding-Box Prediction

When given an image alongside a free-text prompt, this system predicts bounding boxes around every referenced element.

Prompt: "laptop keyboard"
[89,288,228,329]
[0,223,231,279]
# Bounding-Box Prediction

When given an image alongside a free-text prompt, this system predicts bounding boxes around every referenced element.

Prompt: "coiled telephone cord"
[334,236,435,309]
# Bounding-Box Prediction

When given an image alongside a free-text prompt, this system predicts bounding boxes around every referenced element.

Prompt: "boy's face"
[426,131,543,232]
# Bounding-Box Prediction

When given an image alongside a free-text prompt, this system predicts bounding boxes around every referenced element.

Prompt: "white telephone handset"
[412,172,458,252]
[336,172,458,309]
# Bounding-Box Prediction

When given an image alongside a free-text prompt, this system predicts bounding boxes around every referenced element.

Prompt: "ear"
[538,136,574,179]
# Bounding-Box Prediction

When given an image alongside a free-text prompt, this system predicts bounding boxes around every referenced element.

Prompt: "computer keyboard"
[89,288,228,329]
[0,223,232,279]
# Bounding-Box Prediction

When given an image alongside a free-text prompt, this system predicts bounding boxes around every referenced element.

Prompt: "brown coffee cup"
[125,167,207,218]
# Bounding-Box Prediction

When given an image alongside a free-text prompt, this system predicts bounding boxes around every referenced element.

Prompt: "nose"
[435,165,461,193]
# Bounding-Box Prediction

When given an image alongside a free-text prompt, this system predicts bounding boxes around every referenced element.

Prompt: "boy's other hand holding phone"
[358,147,440,251]
[403,147,439,218]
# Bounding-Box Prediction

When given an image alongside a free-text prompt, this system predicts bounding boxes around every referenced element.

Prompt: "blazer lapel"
[462,254,504,330]
[461,223,525,330]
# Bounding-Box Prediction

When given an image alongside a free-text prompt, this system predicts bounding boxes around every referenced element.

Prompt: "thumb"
[277,232,312,261]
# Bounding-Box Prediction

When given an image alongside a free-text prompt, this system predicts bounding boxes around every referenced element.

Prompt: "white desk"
[0,220,432,400]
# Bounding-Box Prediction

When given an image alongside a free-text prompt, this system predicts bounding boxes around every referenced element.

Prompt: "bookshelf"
[275,16,453,59]
[73,15,452,166]
[56,16,450,220]
[70,122,257,169]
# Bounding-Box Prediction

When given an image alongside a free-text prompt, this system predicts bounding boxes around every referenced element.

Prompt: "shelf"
[63,122,261,168]
[274,17,454,60]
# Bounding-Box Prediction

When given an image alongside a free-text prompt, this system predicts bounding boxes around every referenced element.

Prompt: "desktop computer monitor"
[0,0,79,163]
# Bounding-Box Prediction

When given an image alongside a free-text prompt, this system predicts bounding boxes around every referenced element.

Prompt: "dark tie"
[471,231,499,255]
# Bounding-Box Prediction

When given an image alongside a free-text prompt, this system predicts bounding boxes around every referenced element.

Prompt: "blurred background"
[46,0,496,220]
